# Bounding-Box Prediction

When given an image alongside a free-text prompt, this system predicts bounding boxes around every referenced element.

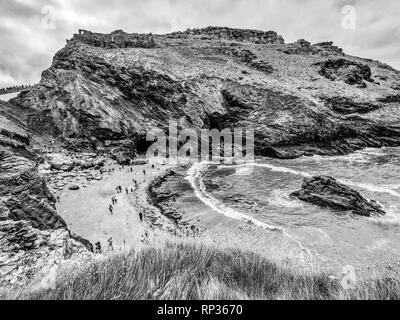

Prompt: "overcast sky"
[0,0,399,88]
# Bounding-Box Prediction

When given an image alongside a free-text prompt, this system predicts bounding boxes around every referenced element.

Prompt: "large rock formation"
[0,220,92,289]
[9,27,400,160]
[280,39,344,56]
[166,26,285,44]
[291,176,386,217]
[0,101,92,289]
[69,29,155,49]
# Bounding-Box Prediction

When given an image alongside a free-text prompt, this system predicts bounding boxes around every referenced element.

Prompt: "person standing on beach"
[139,211,143,223]
[109,204,113,215]
[95,242,102,254]
[143,169,146,176]
[108,237,114,252]
[125,187,129,194]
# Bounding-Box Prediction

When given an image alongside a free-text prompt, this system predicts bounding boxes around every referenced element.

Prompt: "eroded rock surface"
[291,176,386,217]
[314,58,373,87]
[9,27,400,160]
[0,102,92,289]
[0,220,93,289]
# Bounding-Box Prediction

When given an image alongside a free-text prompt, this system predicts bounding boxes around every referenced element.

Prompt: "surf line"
[186,162,282,232]
[186,162,314,256]
[230,163,400,198]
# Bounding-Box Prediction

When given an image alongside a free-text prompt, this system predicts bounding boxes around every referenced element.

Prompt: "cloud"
[0,0,399,88]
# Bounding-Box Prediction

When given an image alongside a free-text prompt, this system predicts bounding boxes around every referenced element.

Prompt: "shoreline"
[144,154,400,278]
[47,149,400,279]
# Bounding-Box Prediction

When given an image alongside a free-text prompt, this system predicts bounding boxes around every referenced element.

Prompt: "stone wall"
[69,29,156,49]
[0,85,34,96]
[166,26,285,44]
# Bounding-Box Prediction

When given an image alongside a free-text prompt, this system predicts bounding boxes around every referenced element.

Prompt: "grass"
[13,237,400,300]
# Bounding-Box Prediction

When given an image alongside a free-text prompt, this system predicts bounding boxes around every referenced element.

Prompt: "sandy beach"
[55,160,176,253]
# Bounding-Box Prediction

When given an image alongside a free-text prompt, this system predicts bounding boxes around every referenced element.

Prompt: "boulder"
[68,185,80,191]
[131,159,148,166]
[291,176,385,217]
[46,153,76,171]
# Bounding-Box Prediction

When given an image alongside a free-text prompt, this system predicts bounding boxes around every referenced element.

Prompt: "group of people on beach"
[95,237,113,254]
[109,185,135,214]
[95,163,160,254]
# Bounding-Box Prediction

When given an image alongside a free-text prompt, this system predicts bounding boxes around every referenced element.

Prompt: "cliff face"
[10,27,400,158]
[0,101,92,288]
[69,29,156,49]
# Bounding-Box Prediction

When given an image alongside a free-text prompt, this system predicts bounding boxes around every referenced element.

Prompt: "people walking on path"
[109,204,113,215]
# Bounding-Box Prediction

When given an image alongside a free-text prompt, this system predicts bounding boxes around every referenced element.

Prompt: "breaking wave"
[186,162,282,232]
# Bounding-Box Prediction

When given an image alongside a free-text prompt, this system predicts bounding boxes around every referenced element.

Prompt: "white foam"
[339,180,400,198]
[186,162,317,255]
[186,162,282,232]
[220,162,312,178]
[269,189,302,209]
[228,162,400,199]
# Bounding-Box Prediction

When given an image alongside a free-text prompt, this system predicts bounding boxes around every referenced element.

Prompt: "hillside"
[9,26,400,160]
[2,26,400,293]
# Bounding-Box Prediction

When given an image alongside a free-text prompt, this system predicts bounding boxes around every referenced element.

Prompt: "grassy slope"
[16,237,400,300]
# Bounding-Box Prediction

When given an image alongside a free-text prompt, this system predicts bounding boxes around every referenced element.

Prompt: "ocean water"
[185,147,400,267]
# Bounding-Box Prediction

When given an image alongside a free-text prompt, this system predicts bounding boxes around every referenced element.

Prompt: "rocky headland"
[1,26,400,290]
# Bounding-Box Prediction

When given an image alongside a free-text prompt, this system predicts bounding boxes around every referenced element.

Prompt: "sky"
[0,0,399,88]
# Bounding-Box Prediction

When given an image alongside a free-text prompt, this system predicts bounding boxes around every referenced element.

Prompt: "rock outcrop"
[166,26,285,44]
[314,58,373,87]
[0,220,92,289]
[228,49,273,74]
[321,97,381,114]
[280,40,344,56]
[69,29,155,49]
[0,151,64,230]
[291,176,386,217]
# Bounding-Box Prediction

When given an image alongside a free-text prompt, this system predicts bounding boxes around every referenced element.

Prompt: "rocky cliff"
[2,25,400,290]
[0,100,92,289]
[10,27,400,159]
